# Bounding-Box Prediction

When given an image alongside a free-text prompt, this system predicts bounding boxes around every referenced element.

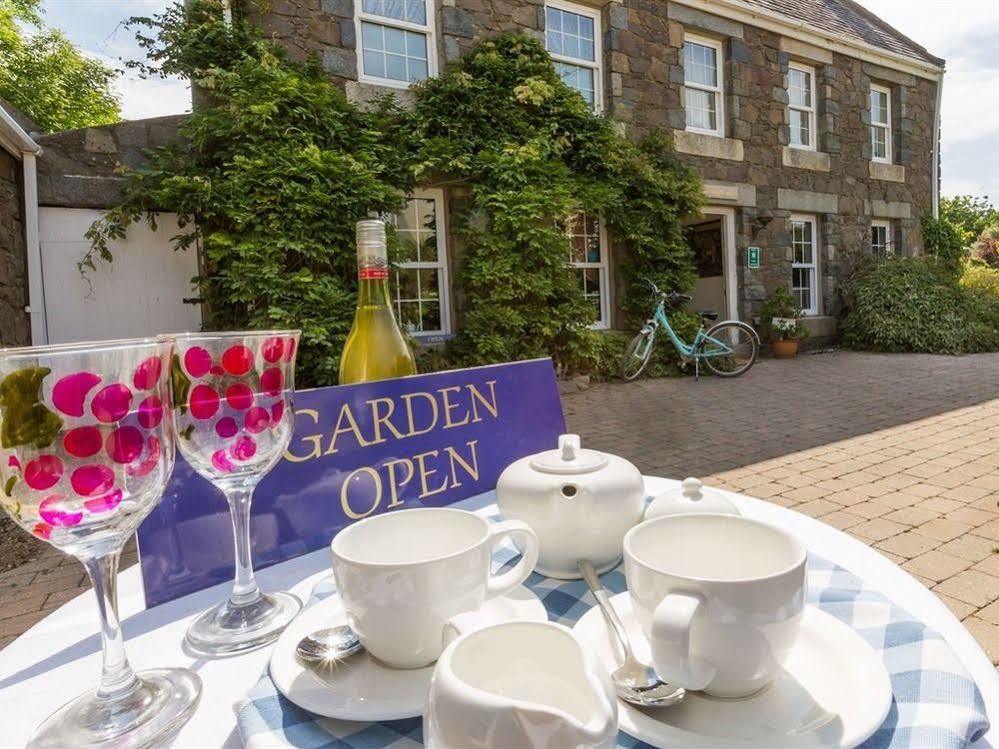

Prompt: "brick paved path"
[564,350,999,663]
[2,351,998,665]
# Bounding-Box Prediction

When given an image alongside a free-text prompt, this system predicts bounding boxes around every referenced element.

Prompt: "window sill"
[673,130,745,161]
[869,161,906,183]
[782,146,830,172]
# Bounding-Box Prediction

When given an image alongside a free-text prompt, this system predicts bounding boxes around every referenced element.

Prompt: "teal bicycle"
[621,280,760,380]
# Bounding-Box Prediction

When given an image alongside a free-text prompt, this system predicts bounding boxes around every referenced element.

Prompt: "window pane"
[788,68,811,107]
[871,90,889,125]
[385,26,406,55]
[419,269,439,299]
[362,0,381,14]
[555,62,595,107]
[399,301,421,333]
[422,302,441,332]
[361,22,428,82]
[872,126,887,159]
[405,0,426,24]
[684,41,717,88]
[545,6,596,63]
[789,109,811,147]
[685,87,716,131]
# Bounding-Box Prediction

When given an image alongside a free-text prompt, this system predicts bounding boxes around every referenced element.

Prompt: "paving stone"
[937,534,999,563]
[916,497,964,514]
[875,531,939,559]
[971,552,999,578]
[936,593,977,620]
[884,506,940,527]
[933,570,999,608]
[916,518,973,543]
[960,617,999,665]
[849,518,908,542]
[817,510,865,531]
[901,550,973,583]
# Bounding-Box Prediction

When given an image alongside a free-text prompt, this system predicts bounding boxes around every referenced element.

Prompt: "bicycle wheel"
[621,330,655,381]
[700,321,758,377]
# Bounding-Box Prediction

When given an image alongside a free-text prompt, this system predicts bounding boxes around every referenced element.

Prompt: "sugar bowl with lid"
[496,434,645,579]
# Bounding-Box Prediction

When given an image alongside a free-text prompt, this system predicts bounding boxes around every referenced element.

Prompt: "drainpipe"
[21,151,47,345]
[931,72,943,219]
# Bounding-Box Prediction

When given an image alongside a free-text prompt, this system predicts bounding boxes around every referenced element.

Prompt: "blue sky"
[37,0,999,201]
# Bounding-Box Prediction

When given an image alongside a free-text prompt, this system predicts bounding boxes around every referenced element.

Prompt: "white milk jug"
[424,613,618,749]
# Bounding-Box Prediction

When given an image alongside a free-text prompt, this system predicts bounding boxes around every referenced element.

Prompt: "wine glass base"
[28,668,201,749]
[185,590,302,657]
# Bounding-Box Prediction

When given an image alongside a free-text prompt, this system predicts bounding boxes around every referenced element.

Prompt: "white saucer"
[270,583,547,721]
[573,593,892,748]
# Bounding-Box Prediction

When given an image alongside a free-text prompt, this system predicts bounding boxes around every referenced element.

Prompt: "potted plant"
[760,287,810,359]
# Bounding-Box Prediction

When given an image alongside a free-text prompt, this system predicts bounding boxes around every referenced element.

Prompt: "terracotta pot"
[772,338,799,359]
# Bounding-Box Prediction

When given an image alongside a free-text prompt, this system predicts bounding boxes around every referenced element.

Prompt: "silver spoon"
[296,625,364,665]
[578,559,685,708]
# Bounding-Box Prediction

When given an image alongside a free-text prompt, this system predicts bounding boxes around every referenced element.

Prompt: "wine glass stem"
[81,548,140,700]
[225,485,261,607]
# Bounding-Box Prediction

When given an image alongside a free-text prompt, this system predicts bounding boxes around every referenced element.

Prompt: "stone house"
[251,0,944,339]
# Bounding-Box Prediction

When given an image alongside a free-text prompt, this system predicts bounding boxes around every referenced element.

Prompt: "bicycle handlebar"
[643,279,690,304]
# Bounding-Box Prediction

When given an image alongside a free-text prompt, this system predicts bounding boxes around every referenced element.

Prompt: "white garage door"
[37,208,202,344]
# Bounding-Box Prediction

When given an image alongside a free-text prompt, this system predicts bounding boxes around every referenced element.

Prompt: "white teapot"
[496,434,645,579]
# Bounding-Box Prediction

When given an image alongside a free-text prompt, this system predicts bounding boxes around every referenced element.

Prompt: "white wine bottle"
[339,219,418,384]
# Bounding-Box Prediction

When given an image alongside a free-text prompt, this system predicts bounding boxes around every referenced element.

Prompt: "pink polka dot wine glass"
[0,338,201,748]
[164,330,302,656]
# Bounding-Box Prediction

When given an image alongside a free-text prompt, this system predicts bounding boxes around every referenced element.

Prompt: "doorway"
[682,207,737,321]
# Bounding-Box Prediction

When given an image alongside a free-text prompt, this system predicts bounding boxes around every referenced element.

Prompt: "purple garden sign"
[136,358,565,607]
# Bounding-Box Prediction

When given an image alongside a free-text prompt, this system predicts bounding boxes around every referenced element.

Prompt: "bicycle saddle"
[699,310,718,320]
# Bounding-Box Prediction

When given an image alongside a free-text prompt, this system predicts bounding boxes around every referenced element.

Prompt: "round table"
[1,477,996,748]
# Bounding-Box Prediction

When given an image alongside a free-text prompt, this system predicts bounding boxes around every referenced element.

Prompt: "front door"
[684,216,726,317]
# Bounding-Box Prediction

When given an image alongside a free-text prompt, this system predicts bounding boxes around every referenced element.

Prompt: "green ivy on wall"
[86,0,702,386]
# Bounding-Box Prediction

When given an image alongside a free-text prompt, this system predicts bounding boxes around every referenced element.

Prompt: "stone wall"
[253,0,941,329]
[36,115,186,208]
[0,148,30,346]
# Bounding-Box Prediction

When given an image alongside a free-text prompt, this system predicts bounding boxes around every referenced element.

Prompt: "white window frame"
[683,33,725,138]
[790,214,819,316]
[390,189,452,336]
[545,0,603,112]
[787,62,817,151]
[870,84,893,164]
[871,219,892,255]
[355,0,437,90]
[565,211,611,329]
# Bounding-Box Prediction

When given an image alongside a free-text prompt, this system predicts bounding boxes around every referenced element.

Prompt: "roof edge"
[672,0,944,80]
[836,0,944,68]
[0,103,41,158]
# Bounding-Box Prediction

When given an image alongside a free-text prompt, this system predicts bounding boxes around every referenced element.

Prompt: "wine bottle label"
[358,257,389,280]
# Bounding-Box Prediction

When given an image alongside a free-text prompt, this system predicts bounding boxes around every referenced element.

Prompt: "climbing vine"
[87,1,702,385]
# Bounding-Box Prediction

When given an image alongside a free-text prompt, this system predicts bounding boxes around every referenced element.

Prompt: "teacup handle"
[651,593,716,690]
[485,520,540,598]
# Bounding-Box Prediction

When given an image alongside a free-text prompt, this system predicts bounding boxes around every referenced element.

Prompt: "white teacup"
[330,507,540,669]
[424,612,618,749]
[624,513,807,698]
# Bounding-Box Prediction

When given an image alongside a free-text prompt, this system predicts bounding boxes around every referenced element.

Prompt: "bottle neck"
[358,276,392,307]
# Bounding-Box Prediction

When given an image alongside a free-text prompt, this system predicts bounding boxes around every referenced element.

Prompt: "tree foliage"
[921,214,967,276]
[940,195,998,244]
[87,1,702,385]
[0,0,120,132]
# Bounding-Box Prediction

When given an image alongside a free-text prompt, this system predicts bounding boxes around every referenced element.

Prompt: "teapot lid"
[529,434,609,475]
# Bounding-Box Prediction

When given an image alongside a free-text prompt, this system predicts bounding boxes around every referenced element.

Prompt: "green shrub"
[921,214,968,276]
[758,287,810,342]
[962,259,999,298]
[842,256,999,354]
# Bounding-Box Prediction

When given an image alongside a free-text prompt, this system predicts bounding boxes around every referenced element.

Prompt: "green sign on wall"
[747,246,760,269]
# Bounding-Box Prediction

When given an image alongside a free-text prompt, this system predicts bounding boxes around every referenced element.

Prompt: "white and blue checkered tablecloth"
[237,514,990,749]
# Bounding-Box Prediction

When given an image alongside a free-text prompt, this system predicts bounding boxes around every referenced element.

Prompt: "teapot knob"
[681,477,703,502]
[559,434,581,462]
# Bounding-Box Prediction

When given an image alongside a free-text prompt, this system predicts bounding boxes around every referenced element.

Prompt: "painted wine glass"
[0,338,200,748]
[165,330,301,656]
